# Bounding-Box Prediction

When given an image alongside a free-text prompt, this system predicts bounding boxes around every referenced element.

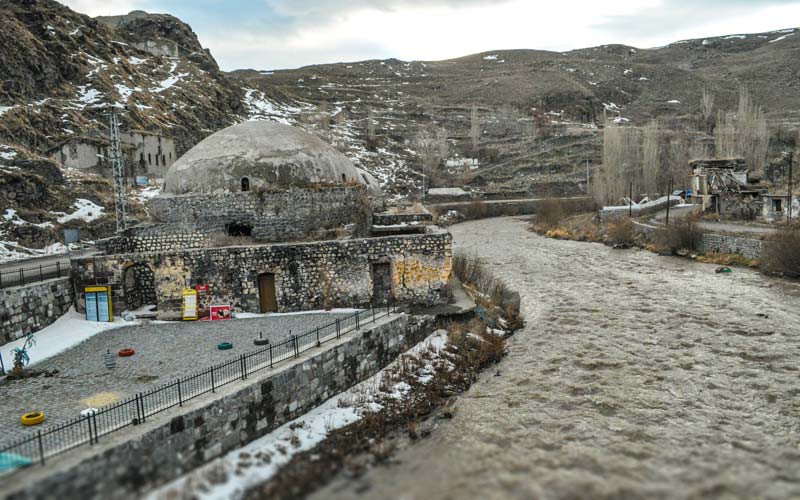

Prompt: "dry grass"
[205,232,252,248]
[606,217,636,247]
[696,252,760,268]
[460,200,489,219]
[761,227,800,277]
[536,198,565,230]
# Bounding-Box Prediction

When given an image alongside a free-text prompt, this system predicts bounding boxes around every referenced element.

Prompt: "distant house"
[49,130,177,181]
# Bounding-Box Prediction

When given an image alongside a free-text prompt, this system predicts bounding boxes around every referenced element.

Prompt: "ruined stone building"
[49,130,176,180]
[73,121,451,319]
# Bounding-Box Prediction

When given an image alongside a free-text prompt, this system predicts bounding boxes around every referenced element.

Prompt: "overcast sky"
[63,0,800,71]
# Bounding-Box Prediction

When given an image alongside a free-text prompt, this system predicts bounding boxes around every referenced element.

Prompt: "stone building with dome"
[72,121,451,319]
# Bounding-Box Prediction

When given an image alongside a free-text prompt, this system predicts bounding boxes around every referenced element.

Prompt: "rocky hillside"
[0,0,244,260]
[0,0,798,260]
[236,27,800,197]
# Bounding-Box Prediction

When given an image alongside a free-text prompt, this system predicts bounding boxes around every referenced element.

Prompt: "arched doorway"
[123,264,156,311]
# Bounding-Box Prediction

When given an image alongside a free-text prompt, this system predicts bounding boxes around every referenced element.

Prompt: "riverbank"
[306,217,800,500]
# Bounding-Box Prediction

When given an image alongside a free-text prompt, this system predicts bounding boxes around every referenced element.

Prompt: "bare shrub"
[762,227,800,277]
[460,200,489,220]
[452,252,520,326]
[656,218,703,253]
[606,217,635,247]
[470,104,480,154]
[536,199,564,230]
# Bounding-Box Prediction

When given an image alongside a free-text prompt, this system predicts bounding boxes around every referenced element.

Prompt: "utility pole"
[107,108,128,232]
[629,181,633,217]
[789,151,794,224]
[666,178,673,227]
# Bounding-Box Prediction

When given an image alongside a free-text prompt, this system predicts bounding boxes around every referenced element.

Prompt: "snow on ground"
[53,199,105,224]
[135,185,161,204]
[153,62,190,93]
[427,187,469,197]
[2,209,53,229]
[0,146,18,161]
[483,55,498,60]
[76,85,102,107]
[243,88,306,125]
[0,106,15,117]
[0,307,141,370]
[147,329,450,500]
[770,32,796,43]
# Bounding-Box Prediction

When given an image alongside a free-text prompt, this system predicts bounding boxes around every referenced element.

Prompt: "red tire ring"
[118,348,136,357]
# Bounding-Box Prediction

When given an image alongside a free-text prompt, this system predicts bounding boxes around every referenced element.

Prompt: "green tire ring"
[218,342,233,350]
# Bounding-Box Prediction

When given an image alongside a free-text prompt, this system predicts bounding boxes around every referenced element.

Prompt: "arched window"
[241,177,250,192]
[148,153,152,165]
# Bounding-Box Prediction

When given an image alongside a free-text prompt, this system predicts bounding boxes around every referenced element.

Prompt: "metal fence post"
[56,261,61,277]
[269,343,273,368]
[177,379,183,407]
[316,326,320,346]
[135,393,142,424]
[336,319,340,339]
[39,265,43,281]
[86,414,94,445]
[241,354,247,380]
[356,313,360,330]
[293,335,298,357]
[211,366,216,393]
[373,303,376,322]
[140,393,146,423]
[91,412,98,443]
[37,430,45,465]
[19,268,24,286]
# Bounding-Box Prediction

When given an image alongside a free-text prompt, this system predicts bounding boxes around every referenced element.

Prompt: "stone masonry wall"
[0,277,73,346]
[5,314,434,500]
[73,231,452,318]
[697,233,764,260]
[148,186,369,243]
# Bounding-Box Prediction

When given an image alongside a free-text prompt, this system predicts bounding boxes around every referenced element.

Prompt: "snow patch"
[770,33,795,43]
[483,54,498,60]
[53,199,105,224]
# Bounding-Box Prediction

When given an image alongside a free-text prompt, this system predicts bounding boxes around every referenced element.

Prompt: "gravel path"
[314,217,800,500]
[0,312,353,448]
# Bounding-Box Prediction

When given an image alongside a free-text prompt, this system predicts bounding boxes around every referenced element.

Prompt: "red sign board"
[209,304,231,321]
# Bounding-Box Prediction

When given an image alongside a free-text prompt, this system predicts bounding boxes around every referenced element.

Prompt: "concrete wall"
[149,186,370,244]
[73,230,452,317]
[121,132,177,179]
[5,314,433,500]
[0,277,73,346]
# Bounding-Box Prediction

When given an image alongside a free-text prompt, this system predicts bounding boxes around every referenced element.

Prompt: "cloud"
[60,0,800,70]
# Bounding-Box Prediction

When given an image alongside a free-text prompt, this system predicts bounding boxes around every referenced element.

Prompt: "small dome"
[162,121,381,195]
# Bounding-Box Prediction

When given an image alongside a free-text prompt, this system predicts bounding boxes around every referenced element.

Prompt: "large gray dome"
[162,121,381,195]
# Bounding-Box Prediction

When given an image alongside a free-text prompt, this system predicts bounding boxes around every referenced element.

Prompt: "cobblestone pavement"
[0,312,354,448]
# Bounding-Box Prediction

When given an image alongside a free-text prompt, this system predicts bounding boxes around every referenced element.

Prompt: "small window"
[341,173,347,182]
[155,154,159,166]
[361,174,371,185]
[148,153,152,165]
[774,199,783,211]
[241,177,250,192]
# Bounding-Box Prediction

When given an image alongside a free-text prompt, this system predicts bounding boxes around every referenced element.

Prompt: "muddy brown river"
[313,216,800,500]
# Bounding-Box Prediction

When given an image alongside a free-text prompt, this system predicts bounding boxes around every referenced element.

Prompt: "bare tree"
[701,88,715,132]
[367,107,377,141]
[415,125,449,191]
[642,120,660,194]
[714,87,769,173]
[470,104,480,154]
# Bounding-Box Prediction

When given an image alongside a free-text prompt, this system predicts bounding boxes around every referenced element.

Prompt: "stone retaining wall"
[148,186,369,243]
[0,277,73,346]
[697,233,764,260]
[5,314,434,500]
[73,230,452,317]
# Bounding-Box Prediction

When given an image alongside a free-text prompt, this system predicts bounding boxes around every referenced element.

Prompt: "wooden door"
[371,263,392,305]
[258,273,278,313]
